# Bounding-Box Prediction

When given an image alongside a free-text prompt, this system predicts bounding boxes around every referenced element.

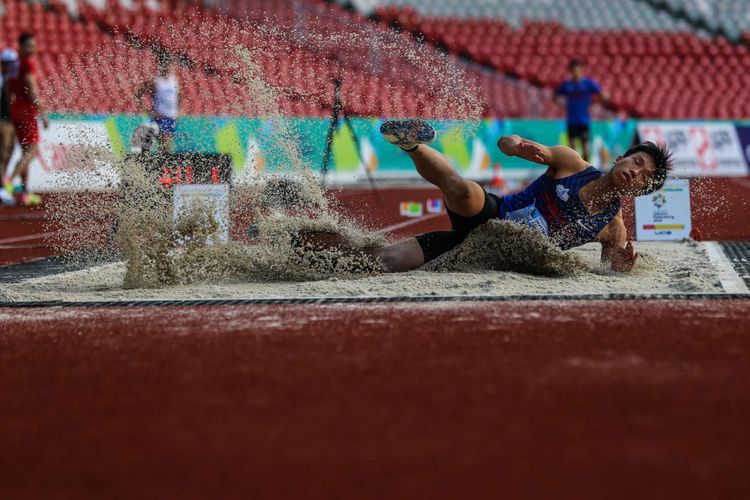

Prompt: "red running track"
[2,300,750,499]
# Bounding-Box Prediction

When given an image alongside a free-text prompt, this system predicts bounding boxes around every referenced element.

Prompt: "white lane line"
[730,178,750,189]
[377,212,444,234]
[0,231,58,244]
[704,241,749,293]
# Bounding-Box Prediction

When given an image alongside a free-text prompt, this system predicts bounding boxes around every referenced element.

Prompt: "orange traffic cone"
[488,163,506,195]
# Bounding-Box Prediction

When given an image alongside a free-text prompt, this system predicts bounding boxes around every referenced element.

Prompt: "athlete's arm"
[497,134,589,174]
[596,212,638,272]
[554,83,566,108]
[589,78,609,105]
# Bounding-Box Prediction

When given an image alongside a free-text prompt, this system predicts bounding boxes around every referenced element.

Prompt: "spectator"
[0,48,18,206]
[4,33,49,207]
[554,58,608,163]
[135,54,180,152]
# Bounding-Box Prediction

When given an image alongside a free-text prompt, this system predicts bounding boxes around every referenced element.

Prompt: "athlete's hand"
[498,135,549,164]
[41,114,50,129]
[516,140,548,164]
[610,240,638,272]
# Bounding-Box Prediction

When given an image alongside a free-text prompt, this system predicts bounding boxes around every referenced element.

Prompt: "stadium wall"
[7,114,749,192]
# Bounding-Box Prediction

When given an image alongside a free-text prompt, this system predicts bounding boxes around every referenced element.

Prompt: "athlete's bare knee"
[443,180,485,217]
[442,178,481,204]
[443,180,474,202]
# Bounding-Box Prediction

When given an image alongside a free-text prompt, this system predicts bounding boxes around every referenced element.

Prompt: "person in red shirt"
[0,48,18,206]
[3,33,49,206]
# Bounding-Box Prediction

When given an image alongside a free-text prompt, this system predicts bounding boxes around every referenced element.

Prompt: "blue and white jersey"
[153,73,179,119]
[497,166,620,250]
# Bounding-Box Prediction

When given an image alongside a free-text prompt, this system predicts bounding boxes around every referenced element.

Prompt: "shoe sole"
[380,120,436,146]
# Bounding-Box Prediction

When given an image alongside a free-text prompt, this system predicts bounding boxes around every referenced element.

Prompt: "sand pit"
[0,240,731,303]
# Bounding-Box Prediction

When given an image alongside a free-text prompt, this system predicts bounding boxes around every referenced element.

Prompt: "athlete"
[3,33,49,207]
[555,58,608,162]
[0,48,18,206]
[135,55,180,152]
[312,119,672,273]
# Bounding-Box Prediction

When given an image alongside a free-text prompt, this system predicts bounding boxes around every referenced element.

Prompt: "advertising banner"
[10,114,637,191]
[637,121,749,177]
[10,119,119,191]
[635,179,691,241]
[735,126,750,168]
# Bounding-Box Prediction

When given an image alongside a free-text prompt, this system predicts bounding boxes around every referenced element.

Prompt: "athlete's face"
[20,38,36,56]
[610,152,655,196]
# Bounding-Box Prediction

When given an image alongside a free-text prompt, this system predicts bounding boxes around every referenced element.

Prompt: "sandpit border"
[0,292,748,308]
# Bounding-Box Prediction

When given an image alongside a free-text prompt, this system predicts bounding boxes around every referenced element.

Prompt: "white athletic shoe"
[0,188,15,206]
[380,119,436,151]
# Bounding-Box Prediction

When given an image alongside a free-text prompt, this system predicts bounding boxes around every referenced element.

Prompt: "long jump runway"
[1,242,749,498]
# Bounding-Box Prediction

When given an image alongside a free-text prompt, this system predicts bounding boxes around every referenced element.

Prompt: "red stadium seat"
[17,0,748,119]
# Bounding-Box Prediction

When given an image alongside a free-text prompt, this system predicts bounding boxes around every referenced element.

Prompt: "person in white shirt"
[135,55,180,152]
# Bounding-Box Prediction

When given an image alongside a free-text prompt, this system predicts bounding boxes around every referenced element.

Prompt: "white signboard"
[637,122,748,177]
[7,120,119,192]
[172,184,230,243]
[635,179,691,241]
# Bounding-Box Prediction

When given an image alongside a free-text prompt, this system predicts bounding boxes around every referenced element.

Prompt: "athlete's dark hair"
[569,58,584,70]
[18,32,35,45]
[624,141,674,195]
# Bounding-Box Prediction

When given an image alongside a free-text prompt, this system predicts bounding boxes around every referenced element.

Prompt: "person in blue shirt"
[554,59,608,162]
[301,120,673,274]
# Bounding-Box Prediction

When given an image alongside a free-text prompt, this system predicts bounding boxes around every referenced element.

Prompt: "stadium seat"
[12,0,746,119]
[369,2,750,119]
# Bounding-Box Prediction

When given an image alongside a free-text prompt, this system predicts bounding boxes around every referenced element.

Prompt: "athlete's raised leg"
[296,120,485,274]
[381,119,485,217]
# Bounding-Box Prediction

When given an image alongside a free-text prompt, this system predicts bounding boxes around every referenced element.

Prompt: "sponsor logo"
[556,184,570,202]
[426,198,444,214]
[399,201,423,218]
[575,219,591,233]
[651,192,667,209]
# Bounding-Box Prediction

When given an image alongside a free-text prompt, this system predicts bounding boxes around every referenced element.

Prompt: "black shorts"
[415,191,501,263]
[567,124,590,143]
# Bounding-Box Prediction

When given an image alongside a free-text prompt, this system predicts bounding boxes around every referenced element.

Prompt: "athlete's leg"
[154,116,176,152]
[381,120,486,217]
[406,144,486,218]
[0,122,15,205]
[12,143,37,186]
[296,229,423,273]
[296,228,463,273]
[7,143,41,205]
[160,133,174,152]
[15,144,38,186]
[370,238,425,272]
[0,121,14,178]
[581,127,591,163]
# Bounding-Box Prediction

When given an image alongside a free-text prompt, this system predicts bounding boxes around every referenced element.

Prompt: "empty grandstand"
[370,0,750,119]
